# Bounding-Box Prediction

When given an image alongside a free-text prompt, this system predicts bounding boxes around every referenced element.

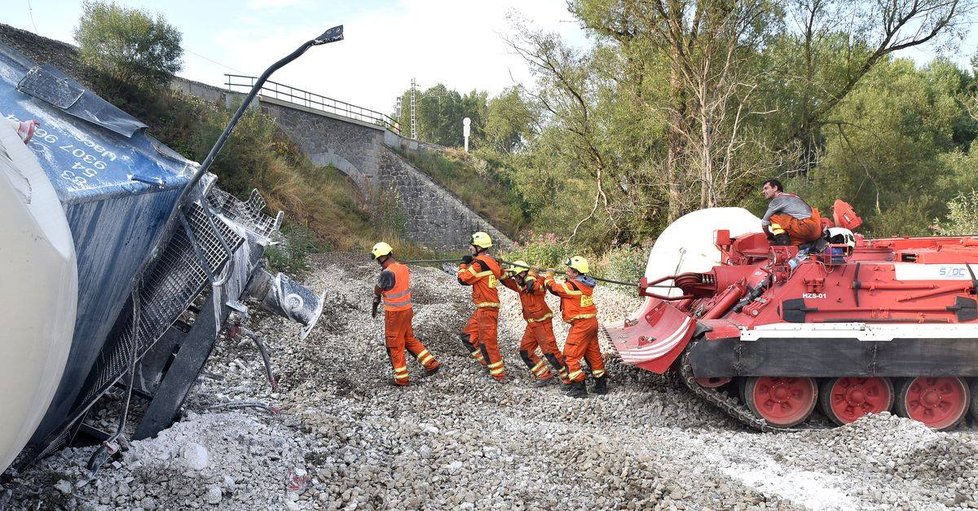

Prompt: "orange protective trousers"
[464,308,505,379]
[520,320,566,381]
[769,213,822,246]
[563,317,605,383]
[385,309,438,385]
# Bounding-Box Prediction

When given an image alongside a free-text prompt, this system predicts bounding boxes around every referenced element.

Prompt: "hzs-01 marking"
[802,293,827,299]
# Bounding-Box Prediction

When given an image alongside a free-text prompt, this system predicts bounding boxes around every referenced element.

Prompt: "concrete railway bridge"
[174,75,512,251]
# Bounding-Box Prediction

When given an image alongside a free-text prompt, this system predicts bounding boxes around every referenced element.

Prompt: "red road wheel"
[695,377,732,388]
[819,377,894,426]
[745,376,818,428]
[895,377,970,430]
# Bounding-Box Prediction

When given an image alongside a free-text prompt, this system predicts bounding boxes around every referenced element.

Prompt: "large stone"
[180,443,209,471]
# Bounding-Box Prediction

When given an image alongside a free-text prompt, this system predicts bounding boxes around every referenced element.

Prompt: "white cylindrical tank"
[644,207,763,293]
[0,120,77,472]
[617,207,762,322]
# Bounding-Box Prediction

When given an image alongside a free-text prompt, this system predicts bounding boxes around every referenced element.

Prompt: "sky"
[4,0,589,114]
[4,0,976,115]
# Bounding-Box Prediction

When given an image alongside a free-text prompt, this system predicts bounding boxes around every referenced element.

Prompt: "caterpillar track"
[678,347,792,433]
[600,324,782,432]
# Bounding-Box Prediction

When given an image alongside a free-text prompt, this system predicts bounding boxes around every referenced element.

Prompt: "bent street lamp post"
[135,26,345,300]
[36,25,346,468]
[146,25,344,262]
[192,25,344,191]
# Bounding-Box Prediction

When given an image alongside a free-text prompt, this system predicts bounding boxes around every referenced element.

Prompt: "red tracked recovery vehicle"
[607,201,978,430]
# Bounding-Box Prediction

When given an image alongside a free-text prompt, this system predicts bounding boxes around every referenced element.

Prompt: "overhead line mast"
[410,77,418,140]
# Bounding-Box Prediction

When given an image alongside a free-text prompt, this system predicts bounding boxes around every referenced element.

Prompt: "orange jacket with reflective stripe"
[544,276,597,323]
[383,262,413,312]
[457,254,503,307]
[502,276,552,321]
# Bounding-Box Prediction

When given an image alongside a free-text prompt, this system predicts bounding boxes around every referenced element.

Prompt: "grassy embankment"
[399,147,648,284]
[87,75,437,273]
[398,147,527,238]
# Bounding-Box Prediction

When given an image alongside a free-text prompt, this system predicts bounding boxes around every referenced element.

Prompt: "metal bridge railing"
[225,74,400,134]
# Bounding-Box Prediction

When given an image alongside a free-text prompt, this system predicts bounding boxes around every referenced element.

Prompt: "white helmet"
[826,227,856,254]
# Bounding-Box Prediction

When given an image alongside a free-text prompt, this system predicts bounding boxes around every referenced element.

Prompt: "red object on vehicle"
[607,201,978,430]
[832,199,862,230]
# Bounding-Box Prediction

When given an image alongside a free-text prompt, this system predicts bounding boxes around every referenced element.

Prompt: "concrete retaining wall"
[254,97,512,250]
[376,148,511,250]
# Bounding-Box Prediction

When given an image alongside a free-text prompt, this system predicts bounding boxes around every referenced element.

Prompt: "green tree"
[499,0,971,251]
[770,0,969,172]
[395,83,488,147]
[937,191,978,235]
[787,59,966,235]
[484,86,538,154]
[74,0,183,87]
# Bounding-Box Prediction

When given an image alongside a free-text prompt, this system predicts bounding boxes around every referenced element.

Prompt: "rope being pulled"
[495,259,677,289]
[398,255,675,290]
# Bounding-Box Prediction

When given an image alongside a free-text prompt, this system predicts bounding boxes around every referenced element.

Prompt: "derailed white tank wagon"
[0,40,324,473]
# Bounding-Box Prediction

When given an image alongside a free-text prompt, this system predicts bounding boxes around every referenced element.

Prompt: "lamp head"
[314,25,344,45]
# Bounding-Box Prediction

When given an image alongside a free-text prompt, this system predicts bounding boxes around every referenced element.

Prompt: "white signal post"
[463,117,471,152]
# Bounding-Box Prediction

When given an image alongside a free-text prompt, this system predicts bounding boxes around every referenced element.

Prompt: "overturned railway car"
[0,44,322,472]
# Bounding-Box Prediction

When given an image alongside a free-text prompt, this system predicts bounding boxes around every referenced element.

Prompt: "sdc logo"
[580,295,594,307]
[938,266,969,278]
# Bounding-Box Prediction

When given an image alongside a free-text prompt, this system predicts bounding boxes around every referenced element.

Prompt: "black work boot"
[458,333,474,353]
[772,233,792,246]
[594,375,609,395]
[566,381,587,398]
[533,376,556,388]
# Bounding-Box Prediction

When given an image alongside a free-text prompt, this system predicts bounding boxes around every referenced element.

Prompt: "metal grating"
[82,203,243,406]
[205,187,281,241]
[17,64,83,109]
[31,199,246,460]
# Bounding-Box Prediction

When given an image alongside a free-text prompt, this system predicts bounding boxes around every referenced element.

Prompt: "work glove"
[461,255,474,265]
[371,296,381,318]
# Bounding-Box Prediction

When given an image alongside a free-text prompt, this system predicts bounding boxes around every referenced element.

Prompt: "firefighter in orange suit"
[544,256,608,398]
[500,260,569,385]
[371,242,440,386]
[761,178,822,246]
[457,232,507,382]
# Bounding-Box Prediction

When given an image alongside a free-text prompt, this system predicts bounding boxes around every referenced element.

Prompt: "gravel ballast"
[3,253,977,510]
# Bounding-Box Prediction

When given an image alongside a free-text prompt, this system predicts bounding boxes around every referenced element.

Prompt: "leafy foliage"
[74,1,182,87]
[938,191,978,235]
[395,84,488,147]
[484,87,538,154]
[472,0,978,255]
[265,224,327,275]
[786,59,965,235]
[502,233,582,271]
